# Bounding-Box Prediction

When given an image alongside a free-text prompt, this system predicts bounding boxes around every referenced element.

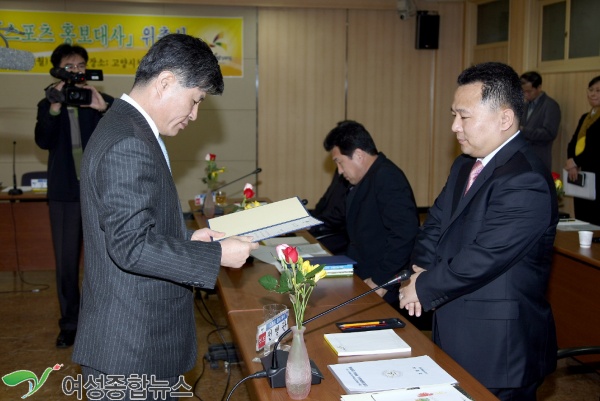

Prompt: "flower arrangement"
[552,172,565,198]
[258,245,326,329]
[241,183,261,210]
[202,153,225,190]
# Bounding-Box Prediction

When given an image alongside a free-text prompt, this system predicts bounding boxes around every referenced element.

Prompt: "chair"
[21,171,48,186]
[557,346,600,360]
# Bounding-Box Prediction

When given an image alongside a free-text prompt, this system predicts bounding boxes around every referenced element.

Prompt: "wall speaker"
[415,12,440,50]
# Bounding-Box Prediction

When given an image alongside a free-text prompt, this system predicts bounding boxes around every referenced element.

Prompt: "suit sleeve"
[410,184,446,269]
[416,171,553,310]
[94,137,221,287]
[370,168,419,285]
[34,98,62,150]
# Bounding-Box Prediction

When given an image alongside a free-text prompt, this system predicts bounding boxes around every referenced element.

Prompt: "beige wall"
[257,2,466,208]
[0,1,259,209]
[2,0,597,214]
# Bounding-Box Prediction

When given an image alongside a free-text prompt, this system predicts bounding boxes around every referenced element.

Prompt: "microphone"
[0,48,35,71]
[212,168,262,191]
[261,269,412,388]
[9,141,23,195]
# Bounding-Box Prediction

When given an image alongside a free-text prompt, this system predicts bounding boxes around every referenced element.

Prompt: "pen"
[339,321,386,328]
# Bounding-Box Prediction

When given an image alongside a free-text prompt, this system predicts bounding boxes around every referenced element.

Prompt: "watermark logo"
[2,363,63,399]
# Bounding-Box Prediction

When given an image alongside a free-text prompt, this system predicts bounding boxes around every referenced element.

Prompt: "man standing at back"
[520,71,561,171]
[323,120,419,306]
[399,62,558,400]
[73,34,257,401]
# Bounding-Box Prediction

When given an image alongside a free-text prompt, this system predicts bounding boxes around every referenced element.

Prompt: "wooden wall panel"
[257,8,347,207]
[346,9,433,206]
[430,3,466,202]
[347,5,465,207]
[473,43,509,65]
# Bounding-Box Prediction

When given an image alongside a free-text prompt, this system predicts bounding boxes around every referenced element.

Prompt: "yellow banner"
[0,10,243,76]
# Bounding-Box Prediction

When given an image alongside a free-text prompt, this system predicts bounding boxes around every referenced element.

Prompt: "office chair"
[21,171,48,186]
[557,346,600,360]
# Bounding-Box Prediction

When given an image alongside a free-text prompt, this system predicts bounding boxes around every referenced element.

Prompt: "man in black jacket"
[35,43,113,348]
[323,120,419,306]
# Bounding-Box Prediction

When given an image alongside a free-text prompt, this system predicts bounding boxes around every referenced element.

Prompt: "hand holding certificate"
[208,196,323,242]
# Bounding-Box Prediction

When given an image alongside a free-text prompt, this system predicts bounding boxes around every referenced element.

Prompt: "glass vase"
[203,188,216,218]
[285,325,312,399]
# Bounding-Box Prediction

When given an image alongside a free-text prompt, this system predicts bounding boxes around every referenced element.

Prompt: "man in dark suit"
[399,62,558,401]
[323,120,419,306]
[520,71,561,171]
[72,34,258,400]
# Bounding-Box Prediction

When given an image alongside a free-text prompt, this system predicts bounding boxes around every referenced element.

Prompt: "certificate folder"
[208,196,322,242]
[563,169,596,200]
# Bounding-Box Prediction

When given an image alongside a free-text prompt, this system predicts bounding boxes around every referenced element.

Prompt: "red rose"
[551,172,560,181]
[209,153,216,161]
[282,246,299,264]
[243,183,255,199]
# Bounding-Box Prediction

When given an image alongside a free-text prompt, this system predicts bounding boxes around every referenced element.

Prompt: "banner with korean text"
[0,10,243,77]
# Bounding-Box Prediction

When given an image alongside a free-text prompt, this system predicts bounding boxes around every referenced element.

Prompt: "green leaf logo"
[2,364,63,398]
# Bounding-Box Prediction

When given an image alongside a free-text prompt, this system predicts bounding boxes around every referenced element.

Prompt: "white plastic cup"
[578,230,593,248]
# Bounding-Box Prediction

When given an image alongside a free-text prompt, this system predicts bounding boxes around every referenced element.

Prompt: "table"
[197,197,499,401]
[548,229,600,364]
[0,191,55,271]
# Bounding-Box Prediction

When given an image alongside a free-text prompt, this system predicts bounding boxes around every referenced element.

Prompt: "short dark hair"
[323,120,378,157]
[458,62,524,123]
[50,44,88,68]
[134,33,224,96]
[589,75,600,88]
[520,71,542,88]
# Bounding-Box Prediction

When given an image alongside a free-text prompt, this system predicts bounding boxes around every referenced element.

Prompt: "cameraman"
[35,43,113,348]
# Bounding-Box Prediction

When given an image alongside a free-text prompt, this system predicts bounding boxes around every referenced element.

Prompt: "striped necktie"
[465,160,483,194]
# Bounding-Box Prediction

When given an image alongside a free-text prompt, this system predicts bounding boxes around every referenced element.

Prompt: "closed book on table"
[324,329,411,357]
[307,255,356,269]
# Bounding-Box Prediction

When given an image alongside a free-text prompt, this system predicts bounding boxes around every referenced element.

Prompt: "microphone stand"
[261,270,411,388]
[8,141,23,195]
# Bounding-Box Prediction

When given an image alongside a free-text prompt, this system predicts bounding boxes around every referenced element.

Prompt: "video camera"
[48,67,104,106]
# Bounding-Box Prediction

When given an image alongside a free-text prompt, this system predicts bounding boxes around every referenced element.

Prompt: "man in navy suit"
[399,62,558,400]
[73,34,257,400]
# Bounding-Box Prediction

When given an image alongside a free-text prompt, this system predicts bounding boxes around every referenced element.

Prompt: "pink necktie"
[465,160,483,194]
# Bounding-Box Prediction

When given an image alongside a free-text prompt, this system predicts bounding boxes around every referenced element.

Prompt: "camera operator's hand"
[81,84,109,112]
[48,81,66,114]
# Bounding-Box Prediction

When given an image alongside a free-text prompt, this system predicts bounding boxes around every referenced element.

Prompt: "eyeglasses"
[64,63,86,72]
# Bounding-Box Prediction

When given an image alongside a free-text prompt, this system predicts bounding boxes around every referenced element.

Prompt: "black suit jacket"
[412,134,558,388]
[346,153,419,286]
[35,94,114,201]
